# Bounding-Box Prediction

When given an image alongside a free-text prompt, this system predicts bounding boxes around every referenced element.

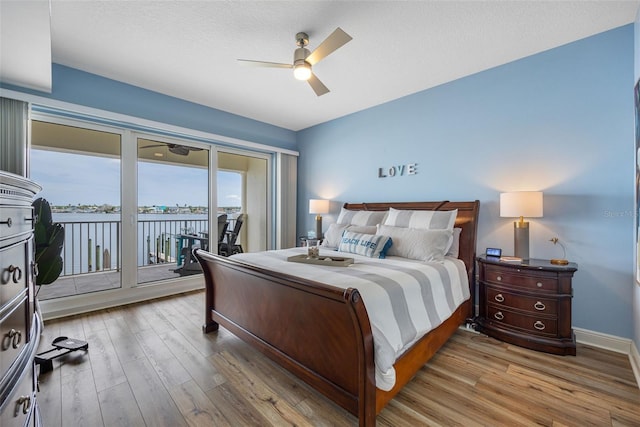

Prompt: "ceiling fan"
[238,27,353,96]
[140,144,203,156]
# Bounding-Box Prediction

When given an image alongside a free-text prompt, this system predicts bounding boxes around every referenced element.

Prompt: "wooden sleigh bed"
[194,200,479,426]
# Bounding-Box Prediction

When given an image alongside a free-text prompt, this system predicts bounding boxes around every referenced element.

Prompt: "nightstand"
[476,255,578,355]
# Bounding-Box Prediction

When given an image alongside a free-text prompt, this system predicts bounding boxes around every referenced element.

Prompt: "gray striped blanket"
[231,247,470,391]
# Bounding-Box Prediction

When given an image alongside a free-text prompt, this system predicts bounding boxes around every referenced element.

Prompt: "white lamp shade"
[309,199,330,214]
[500,191,543,218]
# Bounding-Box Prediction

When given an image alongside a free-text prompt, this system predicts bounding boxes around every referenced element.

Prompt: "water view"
[53,210,239,276]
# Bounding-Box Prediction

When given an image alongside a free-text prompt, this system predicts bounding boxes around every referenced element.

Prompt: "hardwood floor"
[37,290,640,426]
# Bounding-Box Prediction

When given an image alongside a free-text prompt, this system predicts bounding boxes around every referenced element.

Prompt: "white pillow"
[383,208,457,230]
[337,230,393,259]
[322,223,350,248]
[446,228,462,258]
[377,224,453,262]
[336,208,388,226]
[322,224,378,248]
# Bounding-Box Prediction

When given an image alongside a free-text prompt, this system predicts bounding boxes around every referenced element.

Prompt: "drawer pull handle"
[496,275,502,281]
[534,321,546,331]
[9,328,22,348]
[8,265,22,283]
[536,282,543,288]
[534,301,546,311]
[17,395,31,414]
[494,311,504,321]
[0,217,12,227]
[494,294,505,303]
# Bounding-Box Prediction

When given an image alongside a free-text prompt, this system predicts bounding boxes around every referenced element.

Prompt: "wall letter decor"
[378,163,418,178]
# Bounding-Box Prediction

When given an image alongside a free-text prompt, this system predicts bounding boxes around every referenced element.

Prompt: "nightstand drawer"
[487,305,558,337]
[487,287,558,315]
[484,265,558,293]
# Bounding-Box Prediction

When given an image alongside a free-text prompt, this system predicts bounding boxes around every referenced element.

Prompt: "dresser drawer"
[487,304,558,337]
[0,241,28,306]
[486,287,558,315]
[0,363,35,427]
[0,206,33,245]
[0,293,28,376]
[484,265,558,293]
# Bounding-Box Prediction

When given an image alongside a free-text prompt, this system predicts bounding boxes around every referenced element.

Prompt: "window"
[28,110,282,317]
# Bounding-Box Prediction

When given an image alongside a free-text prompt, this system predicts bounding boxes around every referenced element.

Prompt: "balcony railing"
[57,217,210,277]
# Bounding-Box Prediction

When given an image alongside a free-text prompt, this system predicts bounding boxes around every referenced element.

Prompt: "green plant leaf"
[32,198,65,286]
[38,256,63,285]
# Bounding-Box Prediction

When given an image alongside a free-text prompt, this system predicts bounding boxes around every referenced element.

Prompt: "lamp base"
[514,221,530,260]
[315,215,323,240]
[550,258,569,265]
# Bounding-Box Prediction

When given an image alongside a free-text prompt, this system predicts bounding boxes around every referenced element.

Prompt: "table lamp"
[500,191,543,260]
[309,199,330,240]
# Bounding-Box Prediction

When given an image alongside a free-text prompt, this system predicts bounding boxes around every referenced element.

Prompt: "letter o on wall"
[388,167,396,177]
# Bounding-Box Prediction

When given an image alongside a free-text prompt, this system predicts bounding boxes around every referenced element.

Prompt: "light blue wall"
[297,25,635,339]
[634,12,640,355]
[1,64,296,151]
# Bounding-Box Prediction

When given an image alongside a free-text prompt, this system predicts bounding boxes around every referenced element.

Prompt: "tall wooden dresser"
[0,171,42,426]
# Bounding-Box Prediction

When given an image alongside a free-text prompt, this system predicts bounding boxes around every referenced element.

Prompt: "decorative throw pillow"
[336,208,388,226]
[376,224,453,262]
[383,208,457,230]
[322,224,377,248]
[337,231,393,259]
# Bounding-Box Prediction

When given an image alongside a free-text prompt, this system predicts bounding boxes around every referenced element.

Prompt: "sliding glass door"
[30,120,123,300]
[218,150,270,254]
[136,137,209,284]
[28,113,276,312]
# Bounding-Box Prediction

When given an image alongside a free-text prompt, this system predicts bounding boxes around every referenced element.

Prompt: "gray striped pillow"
[383,208,457,230]
[336,208,388,226]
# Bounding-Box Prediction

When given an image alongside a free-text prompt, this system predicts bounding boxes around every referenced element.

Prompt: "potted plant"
[32,198,64,285]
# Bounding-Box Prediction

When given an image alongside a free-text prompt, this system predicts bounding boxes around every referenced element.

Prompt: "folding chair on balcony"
[219,213,244,256]
[216,214,228,254]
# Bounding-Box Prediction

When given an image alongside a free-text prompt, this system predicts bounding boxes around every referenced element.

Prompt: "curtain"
[0,97,28,176]
[276,153,297,249]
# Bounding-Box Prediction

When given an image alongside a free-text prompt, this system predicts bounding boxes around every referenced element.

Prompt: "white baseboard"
[574,327,631,354]
[574,327,639,389]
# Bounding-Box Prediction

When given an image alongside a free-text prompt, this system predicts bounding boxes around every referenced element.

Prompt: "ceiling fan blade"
[308,73,329,96]
[305,27,352,66]
[237,59,292,69]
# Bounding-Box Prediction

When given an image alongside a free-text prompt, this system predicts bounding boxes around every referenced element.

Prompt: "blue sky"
[30,150,242,207]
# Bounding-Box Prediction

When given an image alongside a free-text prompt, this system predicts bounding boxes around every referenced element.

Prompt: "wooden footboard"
[195,250,378,424]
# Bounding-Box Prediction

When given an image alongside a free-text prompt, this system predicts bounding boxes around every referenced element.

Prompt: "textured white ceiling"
[27,1,640,130]
[0,0,51,92]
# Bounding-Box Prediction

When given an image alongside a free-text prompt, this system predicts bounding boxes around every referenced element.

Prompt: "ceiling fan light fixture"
[293,60,311,81]
[237,28,352,95]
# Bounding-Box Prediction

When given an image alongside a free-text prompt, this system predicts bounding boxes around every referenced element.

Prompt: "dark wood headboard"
[343,201,480,286]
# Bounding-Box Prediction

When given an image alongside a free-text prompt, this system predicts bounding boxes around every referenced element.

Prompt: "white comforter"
[231,247,470,391]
